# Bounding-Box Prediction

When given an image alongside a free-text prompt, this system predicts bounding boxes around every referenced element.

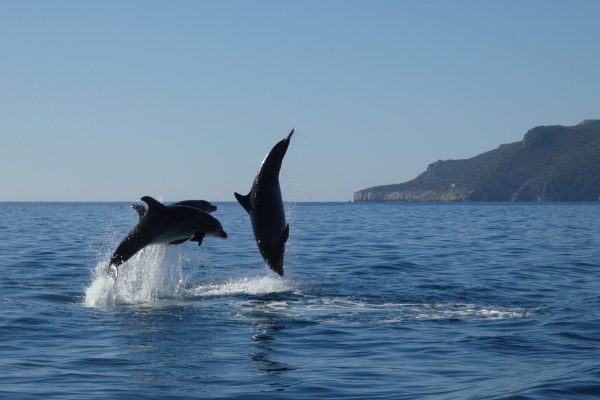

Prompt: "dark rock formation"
[355,120,600,202]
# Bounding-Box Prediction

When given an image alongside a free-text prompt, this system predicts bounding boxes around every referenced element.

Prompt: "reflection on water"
[247,304,296,392]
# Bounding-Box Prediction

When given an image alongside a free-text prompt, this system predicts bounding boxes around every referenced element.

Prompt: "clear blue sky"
[1,0,599,201]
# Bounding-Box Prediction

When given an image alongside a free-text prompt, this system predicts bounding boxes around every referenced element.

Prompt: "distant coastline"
[355,120,600,202]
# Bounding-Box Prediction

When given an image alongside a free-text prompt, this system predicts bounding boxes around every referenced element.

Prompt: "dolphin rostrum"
[235,129,293,276]
[108,196,227,278]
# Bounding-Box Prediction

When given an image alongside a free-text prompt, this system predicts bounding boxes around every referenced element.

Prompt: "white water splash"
[186,275,298,297]
[84,245,189,308]
[83,243,298,308]
[83,246,534,322]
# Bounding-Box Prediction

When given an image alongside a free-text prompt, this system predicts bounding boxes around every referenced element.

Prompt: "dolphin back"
[131,198,217,219]
[172,200,217,213]
[235,129,294,213]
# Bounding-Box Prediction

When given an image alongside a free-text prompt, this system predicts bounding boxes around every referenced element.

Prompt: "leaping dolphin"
[108,196,227,278]
[235,129,293,276]
[131,199,217,218]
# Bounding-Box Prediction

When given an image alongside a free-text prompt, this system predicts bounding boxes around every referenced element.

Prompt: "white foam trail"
[186,276,298,297]
[231,297,537,322]
[379,302,537,322]
[84,245,187,308]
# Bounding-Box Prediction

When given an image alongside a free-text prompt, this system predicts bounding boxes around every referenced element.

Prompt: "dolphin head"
[260,241,285,277]
[208,219,227,238]
[216,228,228,238]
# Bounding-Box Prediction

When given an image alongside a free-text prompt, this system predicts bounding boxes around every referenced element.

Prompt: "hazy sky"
[1,0,599,201]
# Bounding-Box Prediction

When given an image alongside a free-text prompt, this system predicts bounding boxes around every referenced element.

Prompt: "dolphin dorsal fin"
[282,224,289,243]
[140,196,165,214]
[234,192,252,213]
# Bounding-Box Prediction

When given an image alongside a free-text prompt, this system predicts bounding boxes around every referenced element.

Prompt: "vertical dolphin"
[235,130,294,276]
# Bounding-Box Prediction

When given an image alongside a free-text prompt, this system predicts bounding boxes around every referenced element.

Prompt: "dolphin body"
[131,199,217,219]
[235,130,293,276]
[108,196,227,278]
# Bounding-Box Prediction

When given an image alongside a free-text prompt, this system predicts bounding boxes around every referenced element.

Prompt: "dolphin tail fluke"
[234,192,252,213]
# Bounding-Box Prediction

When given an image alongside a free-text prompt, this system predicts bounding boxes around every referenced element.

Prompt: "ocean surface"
[0,202,599,399]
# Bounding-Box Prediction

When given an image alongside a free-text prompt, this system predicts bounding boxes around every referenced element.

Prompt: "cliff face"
[354,120,600,202]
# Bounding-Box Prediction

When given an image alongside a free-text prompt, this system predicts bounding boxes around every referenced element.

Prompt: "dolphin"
[234,129,293,276]
[108,196,227,278]
[131,199,217,218]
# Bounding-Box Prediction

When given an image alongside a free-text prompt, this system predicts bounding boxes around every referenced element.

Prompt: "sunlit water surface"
[0,202,599,399]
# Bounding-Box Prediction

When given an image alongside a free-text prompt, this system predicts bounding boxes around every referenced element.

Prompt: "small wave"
[83,245,187,308]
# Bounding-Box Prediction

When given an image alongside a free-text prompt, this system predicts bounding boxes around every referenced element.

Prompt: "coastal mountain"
[354,120,600,202]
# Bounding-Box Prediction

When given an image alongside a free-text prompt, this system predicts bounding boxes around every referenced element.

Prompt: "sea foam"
[185,275,297,298]
[84,244,187,308]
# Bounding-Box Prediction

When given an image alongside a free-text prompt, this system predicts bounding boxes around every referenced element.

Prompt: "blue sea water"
[0,202,599,399]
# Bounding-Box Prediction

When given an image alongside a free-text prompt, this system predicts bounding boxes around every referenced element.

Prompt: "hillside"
[354,120,600,202]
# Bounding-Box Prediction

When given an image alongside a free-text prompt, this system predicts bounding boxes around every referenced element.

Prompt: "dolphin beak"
[220,230,227,238]
[269,254,284,277]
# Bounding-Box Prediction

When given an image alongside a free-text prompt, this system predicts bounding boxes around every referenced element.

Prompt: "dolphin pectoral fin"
[191,232,205,246]
[282,224,289,243]
[170,238,188,245]
[141,196,166,214]
[131,203,147,218]
[234,192,252,213]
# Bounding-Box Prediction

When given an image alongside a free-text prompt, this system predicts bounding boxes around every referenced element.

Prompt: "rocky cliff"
[354,120,600,202]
